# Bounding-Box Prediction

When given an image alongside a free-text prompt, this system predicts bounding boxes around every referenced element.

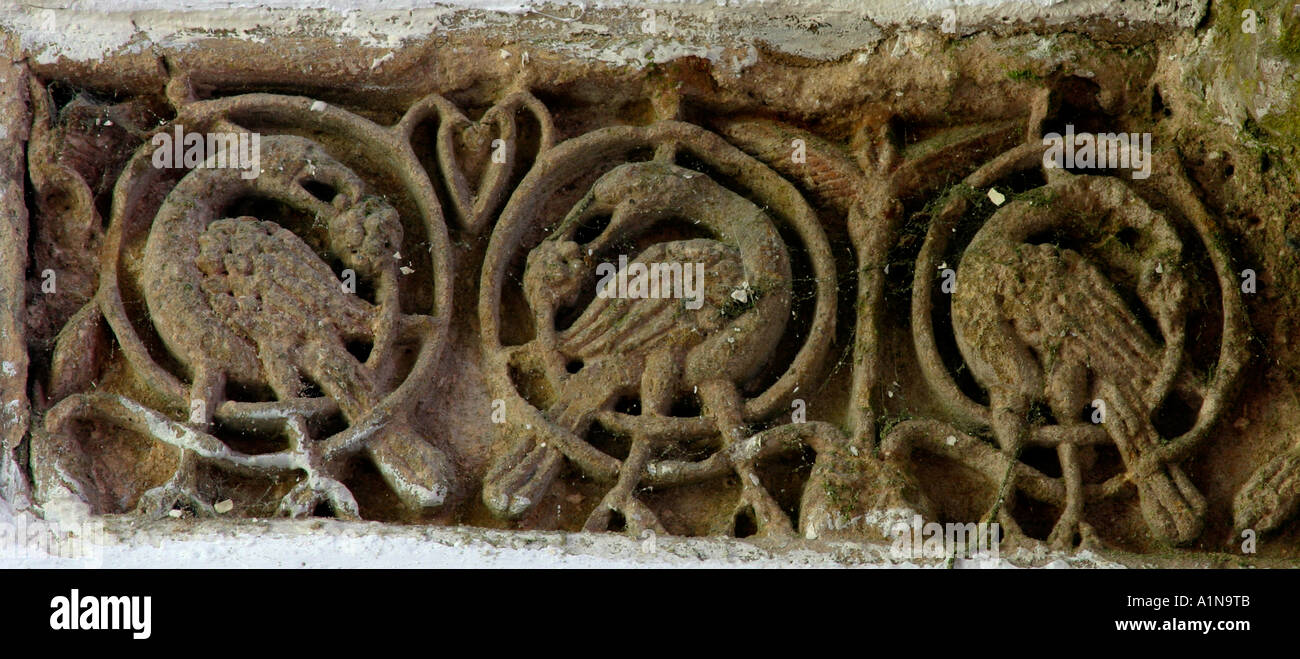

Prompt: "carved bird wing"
[195,218,376,346]
[960,241,1163,395]
[558,239,745,360]
[963,241,1204,544]
[1021,245,1163,394]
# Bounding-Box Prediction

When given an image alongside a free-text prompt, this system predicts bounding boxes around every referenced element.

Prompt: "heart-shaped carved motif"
[400,92,554,234]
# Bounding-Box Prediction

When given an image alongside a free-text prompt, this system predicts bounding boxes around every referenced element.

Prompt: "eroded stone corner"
[0,51,31,512]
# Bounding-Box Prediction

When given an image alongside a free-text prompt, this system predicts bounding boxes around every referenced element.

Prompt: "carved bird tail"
[1101,379,1206,545]
[366,422,457,510]
[481,428,565,520]
[481,376,613,520]
[1233,447,1300,535]
[298,339,455,512]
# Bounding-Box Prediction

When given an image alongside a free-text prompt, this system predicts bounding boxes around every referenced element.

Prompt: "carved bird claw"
[583,492,667,536]
[733,481,795,538]
[1046,514,1103,552]
[137,465,214,518]
[278,475,362,520]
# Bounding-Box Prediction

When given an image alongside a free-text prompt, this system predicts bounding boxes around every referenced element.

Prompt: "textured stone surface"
[4,1,1300,567]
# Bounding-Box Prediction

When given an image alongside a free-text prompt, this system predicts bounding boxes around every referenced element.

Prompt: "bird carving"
[951,175,1203,546]
[482,160,796,535]
[138,134,453,518]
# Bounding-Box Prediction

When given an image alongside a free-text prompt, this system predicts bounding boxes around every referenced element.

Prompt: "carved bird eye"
[302,179,338,204]
[1115,227,1140,249]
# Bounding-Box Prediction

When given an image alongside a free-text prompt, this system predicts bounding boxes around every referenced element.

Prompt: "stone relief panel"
[6,43,1299,560]
[876,96,1251,552]
[34,90,461,521]
[477,121,841,537]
